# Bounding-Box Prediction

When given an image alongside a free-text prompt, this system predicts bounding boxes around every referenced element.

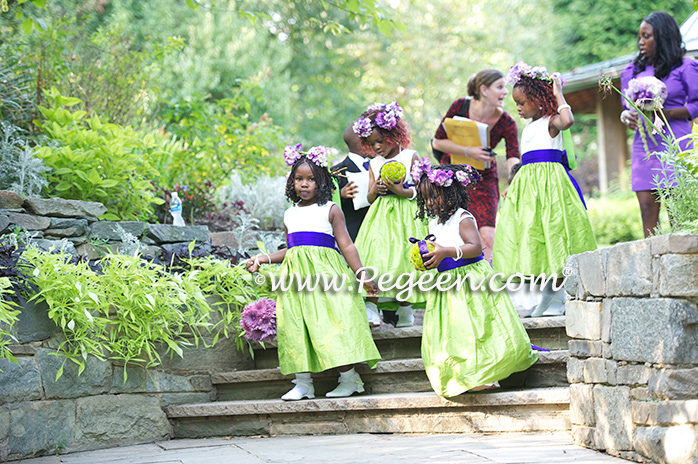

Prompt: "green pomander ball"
[409,241,436,271]
[380,160,406,184]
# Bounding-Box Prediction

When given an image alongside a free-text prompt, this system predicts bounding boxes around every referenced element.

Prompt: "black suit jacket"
[331,156,370,241]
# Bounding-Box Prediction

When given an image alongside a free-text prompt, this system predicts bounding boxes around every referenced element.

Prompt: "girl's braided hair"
[514,75,557,118]
[415,164,475,225]
[285,158,335,205]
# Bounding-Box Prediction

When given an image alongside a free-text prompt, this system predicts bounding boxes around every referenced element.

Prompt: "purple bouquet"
[624,76,668,112]
[240,298,276,342]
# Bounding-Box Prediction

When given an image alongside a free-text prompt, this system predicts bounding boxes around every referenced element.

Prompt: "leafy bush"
[0,122,50,197]
[17,242,265,379]
[0,45,36,131]
[35,88,166,221]
[218,171,289,231]
[655,131,698,235]
[587,188,644,246]
[0,277,20,369]
[157,88,287,187]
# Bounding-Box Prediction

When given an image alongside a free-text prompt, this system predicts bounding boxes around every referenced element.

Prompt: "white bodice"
[520,117,563,155]
[284,201,335,235]
[428,208,477,247]
[369,149,417,184]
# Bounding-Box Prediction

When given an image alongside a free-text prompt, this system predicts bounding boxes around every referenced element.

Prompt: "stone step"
[252,315,569,369]
[213,351,569,402]
[167,387,571,437]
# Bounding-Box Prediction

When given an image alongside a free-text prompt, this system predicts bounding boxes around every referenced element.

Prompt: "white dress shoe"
[365,302,381,327]
[281,377,315,401]
[326,370,365,398]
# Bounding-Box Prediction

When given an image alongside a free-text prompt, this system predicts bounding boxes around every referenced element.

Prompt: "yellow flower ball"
[380,160,406,184]
[409,240,435,271]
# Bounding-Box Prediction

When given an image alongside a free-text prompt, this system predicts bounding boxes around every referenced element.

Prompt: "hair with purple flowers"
[413,163,479,224]
[354,102,411,153]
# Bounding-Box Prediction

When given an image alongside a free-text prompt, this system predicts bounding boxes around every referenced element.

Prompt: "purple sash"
[381,182,415,197]
[521,149,586,208]
[286,232,339,253]
[437,254,485,272]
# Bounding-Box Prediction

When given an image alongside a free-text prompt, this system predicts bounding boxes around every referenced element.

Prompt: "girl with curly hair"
[352,102,429,328]
[246,145,381,401]
[412,161,537,397]
[492,63,596,317]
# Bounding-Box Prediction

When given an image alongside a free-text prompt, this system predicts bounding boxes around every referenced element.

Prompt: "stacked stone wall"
[565,234,698,464]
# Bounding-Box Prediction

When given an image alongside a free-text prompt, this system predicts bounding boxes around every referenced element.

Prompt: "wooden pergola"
[561,12,698,193]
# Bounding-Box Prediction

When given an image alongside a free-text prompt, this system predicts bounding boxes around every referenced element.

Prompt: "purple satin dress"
[620,58,698,191]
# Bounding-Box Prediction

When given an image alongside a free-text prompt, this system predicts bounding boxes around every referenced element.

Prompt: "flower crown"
[283,143,330,168]
[506,61,565,87]
[353,101,403,138]
[410,157,479,188]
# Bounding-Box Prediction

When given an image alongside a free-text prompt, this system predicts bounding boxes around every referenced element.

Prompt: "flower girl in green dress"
[246,144,380,400]
[412,160,537,397]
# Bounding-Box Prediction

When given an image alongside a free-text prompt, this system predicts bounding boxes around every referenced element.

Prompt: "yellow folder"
[443,117,491,170]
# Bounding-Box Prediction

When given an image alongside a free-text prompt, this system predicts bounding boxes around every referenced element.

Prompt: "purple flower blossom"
[428,169,453,187]
[240,298,276,342]
[507,61,565,87]
[284,143,303,166]
[411,156,431,182]
[375,111,397,130]
[367,103,385,112]
[353,117,373,138]
[385,101,403,119]
[306,146,330,168]
[624,76,668,111]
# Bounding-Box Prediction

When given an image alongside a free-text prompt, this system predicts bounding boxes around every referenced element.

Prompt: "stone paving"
[18,432,627,464]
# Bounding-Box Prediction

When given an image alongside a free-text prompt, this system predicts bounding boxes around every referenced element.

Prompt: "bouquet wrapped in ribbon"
[409,234,436,271]
[240,297,276,342]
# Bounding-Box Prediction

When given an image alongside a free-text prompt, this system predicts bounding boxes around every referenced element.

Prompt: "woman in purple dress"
[620,11,698,237]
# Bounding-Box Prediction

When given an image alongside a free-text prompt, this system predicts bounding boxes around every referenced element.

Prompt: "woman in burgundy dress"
[620,11,698,237]
[432,69,520,263]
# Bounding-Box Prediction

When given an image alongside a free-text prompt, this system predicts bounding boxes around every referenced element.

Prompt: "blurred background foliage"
[0,0,695,236]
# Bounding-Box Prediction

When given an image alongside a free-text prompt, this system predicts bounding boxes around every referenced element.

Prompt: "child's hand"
[245,256,261,273]
[552,76,564,97]
[372,179,388,196]
[341,181,358,199]
[501,186,510,199]
[422,243,450,269]
[384,177,405,194]
[363,280,379,297]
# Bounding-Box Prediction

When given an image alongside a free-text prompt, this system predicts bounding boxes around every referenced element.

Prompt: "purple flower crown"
[506,61,565,87]
[411,157,479,188]
[283,143,330,168]
[353,101,403,138]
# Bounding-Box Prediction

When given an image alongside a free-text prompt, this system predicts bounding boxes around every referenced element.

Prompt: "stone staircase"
[167,315,571,438]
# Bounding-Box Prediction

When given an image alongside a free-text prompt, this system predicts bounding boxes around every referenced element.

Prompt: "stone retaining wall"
[0,192,254,461]
[565,234,698,464]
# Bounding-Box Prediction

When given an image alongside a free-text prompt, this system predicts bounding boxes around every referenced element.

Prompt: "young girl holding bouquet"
[619,11,698,237]
[492,62,596,317]
[352,102,429,327]
[246,145,381,401]
[412,161,537,397]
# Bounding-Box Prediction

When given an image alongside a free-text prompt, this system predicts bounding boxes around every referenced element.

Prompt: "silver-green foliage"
[218,171,289,231]
[0,122,50,196]
[655,132,698,235]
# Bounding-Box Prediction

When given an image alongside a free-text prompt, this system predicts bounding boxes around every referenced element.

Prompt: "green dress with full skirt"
[277,203,381,375]
[421,211,538,397]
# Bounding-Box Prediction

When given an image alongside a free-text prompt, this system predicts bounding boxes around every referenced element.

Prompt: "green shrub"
[0,277,20,369]
[587,189,644,246]
[35,88,166,221]
[655,131,698,235]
